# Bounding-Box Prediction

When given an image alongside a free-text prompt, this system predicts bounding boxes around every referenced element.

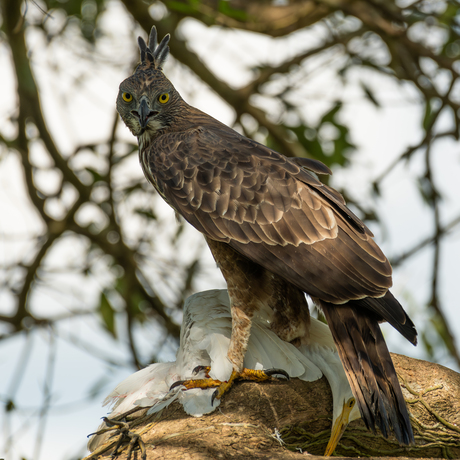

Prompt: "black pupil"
[161,95,166,100]
[125,93,131,99]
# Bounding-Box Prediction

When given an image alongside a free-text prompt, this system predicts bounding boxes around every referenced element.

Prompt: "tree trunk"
[84,354,460,459]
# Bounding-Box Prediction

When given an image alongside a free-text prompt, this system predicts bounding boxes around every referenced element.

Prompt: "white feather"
[299,318,359,424]
[181,388,216,416]
[102,362,179,415]
[88,289,358,452]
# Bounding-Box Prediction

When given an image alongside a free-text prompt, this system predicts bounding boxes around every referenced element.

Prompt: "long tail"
[320,298,415,445]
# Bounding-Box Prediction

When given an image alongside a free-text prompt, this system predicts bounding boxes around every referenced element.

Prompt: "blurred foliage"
[1,0,460,456]
[289,102,355,168]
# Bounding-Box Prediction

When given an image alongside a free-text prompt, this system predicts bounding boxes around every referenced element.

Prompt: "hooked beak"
[324,400,354,456]
[132,97,157,132]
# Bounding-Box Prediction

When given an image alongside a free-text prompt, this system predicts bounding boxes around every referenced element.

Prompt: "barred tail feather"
[320,301,414,445]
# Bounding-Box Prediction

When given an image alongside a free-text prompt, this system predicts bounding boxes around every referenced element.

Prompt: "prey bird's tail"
[320,297,415,445]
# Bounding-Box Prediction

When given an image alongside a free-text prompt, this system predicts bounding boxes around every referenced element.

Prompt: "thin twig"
[391,214,460,267]
[33,328,57,460]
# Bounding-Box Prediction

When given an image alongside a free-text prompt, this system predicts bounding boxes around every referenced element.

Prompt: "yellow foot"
[170,367,289,406]
[169,365,221,390]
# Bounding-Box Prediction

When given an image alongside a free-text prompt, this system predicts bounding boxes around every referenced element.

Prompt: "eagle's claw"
[264,368,290,380]
[170,367,290,403]
[169,380,186,390]
[169,377,221,391]
[192,365,211,376]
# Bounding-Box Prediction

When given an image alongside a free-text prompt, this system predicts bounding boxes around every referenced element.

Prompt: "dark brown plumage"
[116,26,417,445]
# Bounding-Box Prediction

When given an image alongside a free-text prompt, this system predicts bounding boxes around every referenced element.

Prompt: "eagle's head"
[116,27,182,140]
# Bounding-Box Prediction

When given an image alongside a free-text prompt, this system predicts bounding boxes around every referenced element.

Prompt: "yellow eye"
[122,92,133,102]
[158,93,169,104]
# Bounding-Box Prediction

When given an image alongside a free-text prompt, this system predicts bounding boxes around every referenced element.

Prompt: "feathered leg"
[169,239,290,400]
[207,238,266,372]
[266,275,311,346]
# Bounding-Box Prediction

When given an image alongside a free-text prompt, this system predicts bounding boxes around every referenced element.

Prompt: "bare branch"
[391,215,460,268]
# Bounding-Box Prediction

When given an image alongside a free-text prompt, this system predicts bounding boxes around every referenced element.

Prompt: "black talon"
[264,368,290,380]
[211,389,219,406]
[192,365,208,375]
[170,380,186,390]
[102,416,128,428]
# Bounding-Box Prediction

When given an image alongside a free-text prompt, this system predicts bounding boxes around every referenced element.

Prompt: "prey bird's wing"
[87,362,179,452]
[88,289,328,453]
[145,123,391,305]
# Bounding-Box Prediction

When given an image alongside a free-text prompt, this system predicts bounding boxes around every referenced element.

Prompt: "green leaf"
[47,0,105,42]
[361,82,381,108]
[430,312,457,356]
[130,291,146,321]
[172,220,185,244]
[97,291,116,338]
[84,167,104,183]
[134,208,157,221]
[218,0,247,21]
[287,125,320,154]
[165,0,200,15]
[422,98,441,130]
[421,330,434,359]
[417,176,434,205]
[320,101,342,125]
[6,399,15,412]
[114,276,127,297]
[121,182,144,197]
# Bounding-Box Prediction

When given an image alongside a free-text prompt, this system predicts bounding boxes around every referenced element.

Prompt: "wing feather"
[146,124,391,303]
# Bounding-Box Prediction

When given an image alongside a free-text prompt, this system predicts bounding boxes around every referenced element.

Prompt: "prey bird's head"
[116,27,182,139]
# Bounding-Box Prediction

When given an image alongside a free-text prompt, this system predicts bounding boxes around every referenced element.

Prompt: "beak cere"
[138,98,150,129]
[133,97,155,131]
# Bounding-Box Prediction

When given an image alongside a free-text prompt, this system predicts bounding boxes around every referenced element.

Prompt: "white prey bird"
[88,289,360,455]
